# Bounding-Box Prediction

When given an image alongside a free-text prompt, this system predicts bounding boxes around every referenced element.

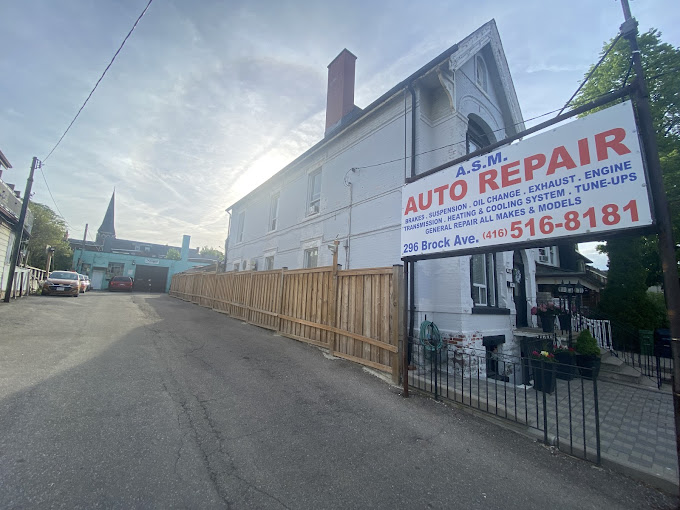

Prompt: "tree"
[166,248,181,260]
[572,29,679,330]
[573,29,680,261]
[199,246,224,260]
[25,202,72,271]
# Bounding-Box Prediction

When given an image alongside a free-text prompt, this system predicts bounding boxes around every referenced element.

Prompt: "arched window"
[476,55,488,92]
[466,117,491,155]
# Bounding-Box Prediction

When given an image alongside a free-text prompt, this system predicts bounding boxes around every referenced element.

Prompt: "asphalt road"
[0,292,676,509]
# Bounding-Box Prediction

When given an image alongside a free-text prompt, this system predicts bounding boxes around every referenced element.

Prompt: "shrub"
[575,330,600,357]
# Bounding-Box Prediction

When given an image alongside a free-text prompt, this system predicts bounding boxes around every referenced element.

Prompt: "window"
[466,117,491,154]
[107,262,125,277]
[466,115,497,308]
[264,255,274,271]
[538,247,557,265]
[471,253,497,307]
[307,169,321,215]
[241,260,247,271]
[475,55,488,92]
[269,193,280,231]
[235,211,245,244]
[304,247,318,268]
[233,263,240,272]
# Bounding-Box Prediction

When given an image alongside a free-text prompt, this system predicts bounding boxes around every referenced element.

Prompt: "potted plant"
[530,350,557,393]
[531,302,564,333]
[553,345,577,380]
[575,329,601,380]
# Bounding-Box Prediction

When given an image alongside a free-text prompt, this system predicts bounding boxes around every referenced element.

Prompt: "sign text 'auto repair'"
[400,100,653,257]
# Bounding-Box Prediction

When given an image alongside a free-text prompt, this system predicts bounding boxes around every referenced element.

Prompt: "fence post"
[276,268,287,334]
[329,241,340,355]
[391,265,404,385]
[210,269,218,310]
[245,271,254,323]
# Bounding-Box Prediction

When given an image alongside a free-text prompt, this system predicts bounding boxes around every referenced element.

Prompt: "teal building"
[70,192,215,292]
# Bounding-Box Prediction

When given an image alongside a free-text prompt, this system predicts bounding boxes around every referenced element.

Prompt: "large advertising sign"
[401,100,653,259]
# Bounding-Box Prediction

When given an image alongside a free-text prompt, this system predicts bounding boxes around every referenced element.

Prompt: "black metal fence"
[407,338,602,463]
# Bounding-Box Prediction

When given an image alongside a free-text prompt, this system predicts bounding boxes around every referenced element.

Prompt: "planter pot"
[541,317,556,333]
[530,359,557,393]
[576,355,602,380]
[554,351,577,380]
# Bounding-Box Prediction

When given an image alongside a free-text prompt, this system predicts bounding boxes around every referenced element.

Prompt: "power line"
[353,102,581,171]
[557,33,622,117]
[42,0,154,163]
[38,166,73,231]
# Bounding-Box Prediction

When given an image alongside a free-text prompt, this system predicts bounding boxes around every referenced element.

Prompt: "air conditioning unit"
[308,203,319,214]
[539,255,550,263]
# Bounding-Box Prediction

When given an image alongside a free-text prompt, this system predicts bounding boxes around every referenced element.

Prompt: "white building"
[225,21,552,362]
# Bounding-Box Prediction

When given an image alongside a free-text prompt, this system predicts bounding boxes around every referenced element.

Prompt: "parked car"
[79,274,91,292]
[41,271,81,297]
[109,276,133,292]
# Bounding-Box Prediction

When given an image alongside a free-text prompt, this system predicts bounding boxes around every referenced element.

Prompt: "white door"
[92,270,105,290]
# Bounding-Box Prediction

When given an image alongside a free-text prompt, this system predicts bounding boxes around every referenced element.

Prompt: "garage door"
[133,265,169,292]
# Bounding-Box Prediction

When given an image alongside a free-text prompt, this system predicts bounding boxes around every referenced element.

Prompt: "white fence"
[571,314,612,350]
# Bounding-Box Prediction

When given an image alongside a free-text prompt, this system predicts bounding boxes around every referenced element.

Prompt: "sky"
[1,0,679,268]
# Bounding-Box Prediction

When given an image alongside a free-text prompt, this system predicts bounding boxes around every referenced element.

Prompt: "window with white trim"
[235,211,245,244]
[264,255,274,271]
[471,253,497,307]
[269,193,280,232]
[307,169,321,216]
[304,247,318,268]
[538,247,557,266]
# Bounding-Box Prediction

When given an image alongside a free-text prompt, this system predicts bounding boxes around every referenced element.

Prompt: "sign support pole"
[620,0,680,490]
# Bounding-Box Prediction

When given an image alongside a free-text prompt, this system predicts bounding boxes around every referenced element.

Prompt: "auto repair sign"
[401,100,653,258]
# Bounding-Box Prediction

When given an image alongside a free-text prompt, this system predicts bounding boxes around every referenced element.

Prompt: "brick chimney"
[325,49,357,135]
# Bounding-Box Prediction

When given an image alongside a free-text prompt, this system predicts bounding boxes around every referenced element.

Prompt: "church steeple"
[96,191,116,245]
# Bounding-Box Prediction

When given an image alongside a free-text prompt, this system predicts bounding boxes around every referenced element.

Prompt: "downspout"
[407,81,417,366]
[224,209,232,272]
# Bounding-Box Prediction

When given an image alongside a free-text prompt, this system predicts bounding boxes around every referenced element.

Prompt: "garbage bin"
[640,330,654,357]
[654,328,672,359]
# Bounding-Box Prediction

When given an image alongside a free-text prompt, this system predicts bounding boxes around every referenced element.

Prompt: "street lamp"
[556,282,585,347]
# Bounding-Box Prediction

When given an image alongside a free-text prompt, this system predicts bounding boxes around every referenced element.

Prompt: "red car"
[108,276,133,291]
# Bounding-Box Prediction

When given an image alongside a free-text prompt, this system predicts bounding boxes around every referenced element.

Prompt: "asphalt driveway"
[0,293,675,509]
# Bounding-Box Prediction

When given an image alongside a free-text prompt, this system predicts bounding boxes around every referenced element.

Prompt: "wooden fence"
[169,263,404,382]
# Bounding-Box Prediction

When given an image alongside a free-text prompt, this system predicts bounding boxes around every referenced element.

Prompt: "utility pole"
[45,246,55,275]
[619,0,680,488]
[3,157,40,303]
[75,223,88,272]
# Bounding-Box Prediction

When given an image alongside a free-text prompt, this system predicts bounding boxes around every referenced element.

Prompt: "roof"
[69,237,200,258]
[0,149,11,169]
[227,19,518,212]
[98,191,115,236]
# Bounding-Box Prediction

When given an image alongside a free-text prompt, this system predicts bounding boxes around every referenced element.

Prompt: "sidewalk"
[410,366,679,491]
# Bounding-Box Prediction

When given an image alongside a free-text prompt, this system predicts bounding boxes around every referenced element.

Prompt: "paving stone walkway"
[409,364,678,488]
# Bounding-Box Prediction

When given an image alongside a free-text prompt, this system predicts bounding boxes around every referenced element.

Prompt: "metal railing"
[568,312,673,388]
[407,340,602,463]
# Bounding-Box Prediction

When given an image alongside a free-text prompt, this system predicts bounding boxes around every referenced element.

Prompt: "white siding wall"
[0,221,14,292]
[227,48,539,344]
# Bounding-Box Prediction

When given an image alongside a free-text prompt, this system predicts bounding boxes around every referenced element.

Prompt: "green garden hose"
[419,320,442,351]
